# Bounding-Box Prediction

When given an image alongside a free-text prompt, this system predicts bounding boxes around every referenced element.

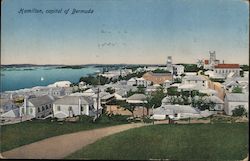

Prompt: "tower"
[209,51,216,64]
[166,56,173,73]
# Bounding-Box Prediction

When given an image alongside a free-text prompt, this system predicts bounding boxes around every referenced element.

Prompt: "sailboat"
[41,77,44,81]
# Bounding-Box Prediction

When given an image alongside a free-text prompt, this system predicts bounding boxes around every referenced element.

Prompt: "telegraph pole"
[96,74,101,119]
[96,87,100,118]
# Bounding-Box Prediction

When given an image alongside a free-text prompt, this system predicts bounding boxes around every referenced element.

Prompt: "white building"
[204,95,224,111]
[214,64,241,78]
[19,95,56,119]
[126,94,147,104]
[127,78,137,86]
[151,104,213,120]
[47,81,72,88]
[182,75,208,89]
[0,99,19,118]
[53,95,102,119]
[135,77,149,87]
[173,65,184,76]
[224,93,248,115]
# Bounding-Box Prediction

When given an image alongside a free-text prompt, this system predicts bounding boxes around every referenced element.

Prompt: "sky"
[1,0,249,65]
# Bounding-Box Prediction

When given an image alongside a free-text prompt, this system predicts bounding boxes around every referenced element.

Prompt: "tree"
[174,78,182,83]
[232,86,242,93]
[183,64,199,72]
[145,87,166,115]
[240,64,249,71]
[105,87,115,94]
[127,89,136,97]
[232,106,247,117]
[119,101,136,117]
[152,69,171,73]
[137,85,145,94]
[240,70,244,77]
[167,87,179,96]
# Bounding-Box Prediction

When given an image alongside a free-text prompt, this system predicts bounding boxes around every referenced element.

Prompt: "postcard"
[1,0,249,160]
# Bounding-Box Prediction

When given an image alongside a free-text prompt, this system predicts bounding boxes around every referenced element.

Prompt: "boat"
[41,77,44,81]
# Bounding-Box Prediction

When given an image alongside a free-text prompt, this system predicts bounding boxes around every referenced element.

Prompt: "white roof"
[184,75,206,81]
[127,94,147,101]
[154,105,200,115]
[128,78,136,82]
[48,81,71,88]
[226,93,248,102]
[136,77,145,81]
[153,84,161,87]
[204,96,224,104]
[178,84,206,91]
[199,89,218,95]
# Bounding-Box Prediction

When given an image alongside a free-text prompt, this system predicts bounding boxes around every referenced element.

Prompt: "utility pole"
[96,74,101,119]
[96,87,100,118]
[152,105,155,125]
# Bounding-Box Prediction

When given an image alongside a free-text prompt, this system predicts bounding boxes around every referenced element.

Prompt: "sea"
[0,66,101,92]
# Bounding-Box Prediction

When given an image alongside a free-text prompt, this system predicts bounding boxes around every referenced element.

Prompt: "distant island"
[56,65,87,69]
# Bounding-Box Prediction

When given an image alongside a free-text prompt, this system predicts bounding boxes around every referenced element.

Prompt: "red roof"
[204,60,209,65]
[214,64,240,68]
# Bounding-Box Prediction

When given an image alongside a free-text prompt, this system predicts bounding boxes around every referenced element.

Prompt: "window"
[57,106,61,111]
[49,104,52,108]
[81,105,84,112]
[42,106,45,111]
[46,105,48,110]
[38,108,41,113]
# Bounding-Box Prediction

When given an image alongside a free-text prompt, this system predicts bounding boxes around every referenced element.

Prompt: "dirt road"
[2,123,147,159]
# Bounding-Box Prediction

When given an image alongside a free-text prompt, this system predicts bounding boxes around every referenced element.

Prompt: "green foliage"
[79,75,111,86]
[142,116,153,123]
[137,85,146,94]
[209,78,225,83]
[79,115,94,123]
[240,65,249,71]
[105,87,115,94]
[127,89,136,97]
[152,69,171,73]
[240,70,244,77]
[167,87,179,96]
[232,107,247,117]
[174,78,182,83]
[146,87,166,110]
[118,101,136,117]
[126,65,144,72]
[120,71,146,81]
[232,86,242,93]
[182,64,199,72]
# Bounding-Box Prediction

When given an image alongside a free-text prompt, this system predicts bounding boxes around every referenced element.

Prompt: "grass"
[0,114,129,152]
[67,123,248,160]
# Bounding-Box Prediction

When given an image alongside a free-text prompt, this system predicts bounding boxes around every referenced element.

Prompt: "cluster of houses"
[0,52,248,123]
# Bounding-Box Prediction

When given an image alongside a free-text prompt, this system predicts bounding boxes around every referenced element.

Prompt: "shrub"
[232,107,247,117]
[79,115,94,123]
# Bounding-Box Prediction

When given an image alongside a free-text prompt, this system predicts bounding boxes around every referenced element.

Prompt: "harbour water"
[0,66,100,92]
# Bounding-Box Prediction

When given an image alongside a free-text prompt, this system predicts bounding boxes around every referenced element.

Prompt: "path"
[2,123,147,159]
